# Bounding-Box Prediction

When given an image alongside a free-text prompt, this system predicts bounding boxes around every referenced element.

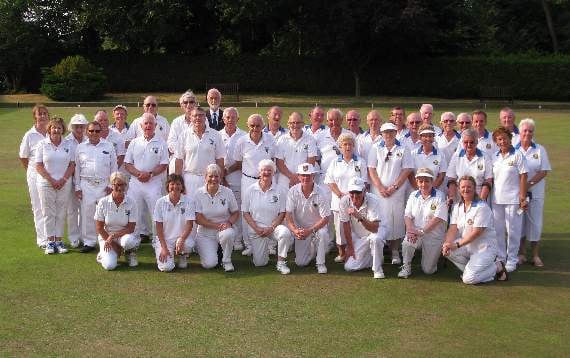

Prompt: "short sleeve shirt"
[153,194,196,242]
[242,182,287,227]
[275,132,318,172]
[446,149,492,194]
[94,194,138,233]
[19,127,46,173]
[101,130,126,157]
[194,185,238,235]
[286,183,331,228]
[324,154,368,210]
[516,142,551,199]
[124,134,169,182]
[450,200,497,251]
[175,127,225,175]
[404,188,448,238]
[410,146,448,177]
[435,131,461,167]
[367,140,414,186]
[339,192,382,238]
[127,114,170,142]
[492,148,528,204]
[74,140,118,188]
[234,133,276,178]
[35,137,75,183]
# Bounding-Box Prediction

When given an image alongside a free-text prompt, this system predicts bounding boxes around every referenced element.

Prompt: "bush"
[40,55,107,101]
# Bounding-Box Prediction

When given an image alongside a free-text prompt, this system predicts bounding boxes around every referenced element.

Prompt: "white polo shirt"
[220,127,247,185]
[74,140,118,189]
[516,142,551,199]
[242,182,287,227]
[324,154,368,211]
[94,194,138,233]
[450,199,496,250]
[167,115,192,154]
[404,188,448,237]
[316,128,351,176]
[101,130,126,157]
[153,194,196,242]
[356,130,382,161]
[411,146,447,177]
[492,147,528,204]
[286,183,331,228]
[476,129,497,157]
[195,185,239,235]
[339,192,382,238]
[124,134,169,183]
[175,127,225,175]
[435,130,461,166]
[19,127,46,173]
[64,133,86,152]
[275,132,318,172]
[395,128,409,142]
[127,114,170,142]
[263,126,288,141]
[303,124,327,139]
[35,137,75,184]
[367,140,414,187]
[400,132,422,153]
[510,125,520,146]
[234,133,276,178]
[446,149,492,193]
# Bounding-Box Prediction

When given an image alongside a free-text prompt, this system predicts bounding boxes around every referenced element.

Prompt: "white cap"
[297,163,317,175]
[380,123,397,132]
[69,114,88,126]
[347,177,365,192]
[415,167,435,179]
[419,128,436,135]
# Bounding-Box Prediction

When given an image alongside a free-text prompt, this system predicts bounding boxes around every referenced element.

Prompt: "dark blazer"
[206,108,225,131]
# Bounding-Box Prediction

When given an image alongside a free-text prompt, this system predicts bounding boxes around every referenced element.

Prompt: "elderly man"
[94,110,126,170]
[472,110,497,156]
[341,177,387,279]
[419,104,442,135]
[304,106,327,138]
[316,108,350,189]
[174,107,225,194]
[499,107,520,145]
[276,112,318,191]
[456,113,472,133]
[167,91,197,173]
[124,113,169,238]
[127,96,170,143]
[110,105,129,138]
[346,110,365,139]
[401,112,422,153]
[357,110,383,160]
[285,163,331,274]
[264,106,288,140]
[391,106,408,141]
[205,88,224,131]
[74,121,118,252]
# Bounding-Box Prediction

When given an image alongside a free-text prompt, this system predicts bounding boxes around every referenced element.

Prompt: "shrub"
[40,55,107,101]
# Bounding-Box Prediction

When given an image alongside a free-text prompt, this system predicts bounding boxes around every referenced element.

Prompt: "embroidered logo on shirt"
[152,147,159,154]
[333,146,341,155]
[103,151,109,154]
[433,160,439,165]
[209,138,214,145]
[430,203,437,210]
[264,146,269,153]
[533,153,539,159]
[220,198,226,206]
[312,201,318,207]
[396,152,403,158]
[508,160,514,166]
[181,207,185,215]
[355,165,360,173]
[478,164,484,170]
[467,218,474,225]
[125,210,131,217]
[486,143,491,149]
[64,148,69,153]
[303,144,309,151]
[270,195,279,203]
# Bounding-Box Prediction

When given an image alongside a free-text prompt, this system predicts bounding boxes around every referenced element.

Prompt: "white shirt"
[316,128,351,176]
[367,140,414,187]
[324,154,368,211]
[492,148,528,204]
[220,127,247,186]
[450,200,497,252]
[124,134,169,183]
[339,192,382,238]
[356,130,382,161]
[194,185,239,236]
[234,133,276,178]
[74,140,118,189]
[411,146,447,177]
[167,115,192,154]
[263,126,288,141]
[153,194,195,242]
[276,132,318,173]
[303,124,327,139]
[101,130,126,157]
[476,129,497,157]
[435,131,461,166]
[516,142,551,199]
[404,188,448,238]
[94,194,138,234]
[242,182,287,227]
[395,128,409,142]
[35,137,75,183]
[19,127,46,173]
[175,127,225,175]
[127,114,170,142]
[446,149,492,194]
[400,132,422,153]
[286,183,331,228]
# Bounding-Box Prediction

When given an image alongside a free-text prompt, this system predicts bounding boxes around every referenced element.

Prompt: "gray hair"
[205,163,222,177]
[420,104,433,112]
[110,172,129,187]
[247,114,264,126]
[519,118,536,130]
[207,88,222,98]
[461,128,479,141]
[440,112,456,122]
[457,113,472,123]
[223,107,239,118]
[258,159,276,173]
[327,108,343,121]
[337,132,356,146]
[141,112,156,124]
[179,90,196,104]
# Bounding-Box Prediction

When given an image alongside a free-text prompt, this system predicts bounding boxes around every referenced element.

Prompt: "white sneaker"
[177,255,188,269]
[55,241,68,254]
[391,253,401,265]
[317,264,327,274]
[269,247,277,256]
[241,247,252,256]
[96,254,102,264]
[505,263,517,273]
[398,264,411,278]
[334,255,344,263]
[276,261,290,275]
[128,252,138,267]
[44,242,56,255]
[223,262,235,272]
[373,270,385,279]
[69,240,80,249]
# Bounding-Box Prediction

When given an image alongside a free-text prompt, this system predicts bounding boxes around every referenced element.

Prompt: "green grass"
[1,104,569,356]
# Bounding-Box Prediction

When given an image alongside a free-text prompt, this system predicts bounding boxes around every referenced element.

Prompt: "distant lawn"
[0,104,568,356]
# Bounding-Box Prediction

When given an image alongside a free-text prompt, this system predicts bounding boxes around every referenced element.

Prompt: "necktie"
[213,113,217,127]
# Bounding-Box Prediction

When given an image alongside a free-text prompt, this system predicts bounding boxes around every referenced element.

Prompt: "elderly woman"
[456,113,472,134]
[446,128,493,203]
[442,176,506,283]
[19,104,49,248]
[95,172,139,270]
[35,117,76,254]
[153,174,195,272]
[324,132,367,262]
[516,118,552,267]
[492,126,528,273]
[194,164,239,272]
[410,124,447,191]
[398,168,448,278]
[242,159,293,274]
[435,112,461,167]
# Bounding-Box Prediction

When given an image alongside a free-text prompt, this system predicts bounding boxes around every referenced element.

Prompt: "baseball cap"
[297,163,317,175]
[347,177,365,192]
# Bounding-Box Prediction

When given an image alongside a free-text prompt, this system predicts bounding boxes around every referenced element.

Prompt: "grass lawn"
[1,103,569,356]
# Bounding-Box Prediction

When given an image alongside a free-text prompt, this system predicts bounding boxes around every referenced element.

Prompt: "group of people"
[19,89,552,284]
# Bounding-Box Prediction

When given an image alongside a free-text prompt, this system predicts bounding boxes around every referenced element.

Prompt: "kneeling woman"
[442,176,507,283]
[153,174,195,272]
[95,172,139,270]
[194,164,239,272]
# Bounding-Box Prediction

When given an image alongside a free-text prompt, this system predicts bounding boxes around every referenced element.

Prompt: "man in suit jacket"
[205,88,225,131]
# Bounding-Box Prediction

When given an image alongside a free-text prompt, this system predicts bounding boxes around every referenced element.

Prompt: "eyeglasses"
[385,151,392,162]
[88,129,101,133]
[458,121,471,125]
[144,103,157,107]
[182,100,195,105]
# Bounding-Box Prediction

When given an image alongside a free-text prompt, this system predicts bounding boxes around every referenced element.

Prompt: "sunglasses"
[88,129,101,133]
[144,103,157,107]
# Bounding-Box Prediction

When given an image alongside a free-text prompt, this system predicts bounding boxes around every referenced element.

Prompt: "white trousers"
[373,188,406,241]
[294,227,330,266]
[333,211,346,245]
[195,228,235,269]
[152,236,195,272]
[248,225,293,266]
[80,180,108,247]
[344,231,387,274]
[128,179,162,237]
[240,176,258,248]
[67,190,81,244]
[26,169,46,246]
[493,203,522,267]
[97,233,140,270]
[447,243,497,284]
[402,233,443,274]
[522,198,545,242]
[38,180,72,238]
[226,179,243,246]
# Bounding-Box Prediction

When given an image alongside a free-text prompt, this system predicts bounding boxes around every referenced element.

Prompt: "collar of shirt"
[458,148,483,158]
[512,125,519,134]
[415,188,437,198]
[337,154,358,162]
[111,122,130,130]
[495,147,516,156]
[514,141,536,150]
[378,139,401,148]
[264,126,286,133]
[417,146,438,155]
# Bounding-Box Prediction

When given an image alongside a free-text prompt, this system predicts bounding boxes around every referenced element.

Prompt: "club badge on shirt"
[486,143,491,149]
[209,138,215,145]
[270,195,279,203]
[433,159,439,165]
[265,146,269,153]
[181,207,185,215]
[478,164,484,170]
[533,153,539,159]
[396,152,403,158]
[126,209,131,217]
[153,147,159,154]
[430,203,437,211]
[220,198,226,206]
[355,165,361,173]
[467,218,474,225]
[508,160,515,166]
